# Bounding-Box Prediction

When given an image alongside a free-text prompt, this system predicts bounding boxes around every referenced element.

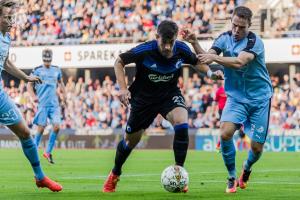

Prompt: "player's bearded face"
[0,7,16,33]
[157,35,176,58]
[231,15,250,41]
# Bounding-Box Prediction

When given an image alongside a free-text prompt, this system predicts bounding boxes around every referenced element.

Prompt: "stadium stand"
[4,73,300,132]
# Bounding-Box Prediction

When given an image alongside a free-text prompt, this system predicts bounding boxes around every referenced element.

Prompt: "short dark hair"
[157,20,179,40]
[233,6,253,25]
[0,0,18,15]
[42,48,53,62]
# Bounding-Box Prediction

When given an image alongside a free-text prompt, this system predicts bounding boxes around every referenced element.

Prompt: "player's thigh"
[126,99,159,134]
[160,92,187,125]
[37,125,46,134]
[220,98,248,125]
[7,121,31,140]
[0,93,23,126]
[246,99,271,144]
[220,122,239,140]
[220,98,248,139]
[124,129,144,148]
[48,107,62,127]
[33,107,48,126]
[165,107,188,126]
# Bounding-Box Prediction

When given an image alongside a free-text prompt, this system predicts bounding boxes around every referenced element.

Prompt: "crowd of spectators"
[11,0,242,46]
[268,0,300,38]
[4,72,300,133]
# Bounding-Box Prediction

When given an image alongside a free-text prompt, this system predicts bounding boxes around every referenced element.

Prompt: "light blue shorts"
[221,97,271,144]
[0,92,22,126]
[33,106,61,126]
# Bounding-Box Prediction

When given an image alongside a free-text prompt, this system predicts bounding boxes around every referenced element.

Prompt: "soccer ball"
[161,165,189,193]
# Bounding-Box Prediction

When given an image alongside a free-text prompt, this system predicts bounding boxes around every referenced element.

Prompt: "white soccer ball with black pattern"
[161,165,189,193]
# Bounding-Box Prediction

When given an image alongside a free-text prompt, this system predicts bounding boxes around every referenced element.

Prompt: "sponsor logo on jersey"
[148,74,174,82]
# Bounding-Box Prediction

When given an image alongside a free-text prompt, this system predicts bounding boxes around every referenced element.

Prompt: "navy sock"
[112,139,132,176]
[173,123,189,167]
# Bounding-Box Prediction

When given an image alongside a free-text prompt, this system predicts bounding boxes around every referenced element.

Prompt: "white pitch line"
[61,168,300,182]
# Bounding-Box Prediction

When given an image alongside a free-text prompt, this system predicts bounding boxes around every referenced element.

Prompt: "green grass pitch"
[0,149,300,200]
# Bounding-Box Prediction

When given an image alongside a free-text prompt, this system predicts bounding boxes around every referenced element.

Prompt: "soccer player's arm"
[114,56,127,90]
[180,42,223,79]
[206,36,264,69]
[181,29,216,55]
[116,47,141,90]
[26,68,38,102]
[4,58,42,83]
[208,51,254,69]
[4,58,29,80]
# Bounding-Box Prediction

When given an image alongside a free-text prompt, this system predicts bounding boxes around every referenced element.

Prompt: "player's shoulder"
[132,40,157,54]
[175,40,192,53]
[245,31,264,49]
[33,65,43,71]
[248,31,263,44]
[51,65,60,69]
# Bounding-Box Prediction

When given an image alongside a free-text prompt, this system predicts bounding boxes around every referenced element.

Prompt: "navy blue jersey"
[119,40,198,101]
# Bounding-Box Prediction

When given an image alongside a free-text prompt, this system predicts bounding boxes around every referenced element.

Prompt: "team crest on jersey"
[175,59,183,69]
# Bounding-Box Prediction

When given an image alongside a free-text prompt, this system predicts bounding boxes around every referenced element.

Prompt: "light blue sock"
[46,131,58,154]
[20,138,45,180]
[244,149,262,171]
[221,138,236,178]
[34,133,42,147]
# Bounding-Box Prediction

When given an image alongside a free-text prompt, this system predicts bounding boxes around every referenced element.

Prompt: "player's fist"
[198,54,215,65]
[25,75,43,84]
[118,89,131,107]
[180,29,197,44]
[211,70,224,80]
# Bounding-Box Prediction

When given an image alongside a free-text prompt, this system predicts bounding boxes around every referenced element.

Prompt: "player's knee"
[18,128,31,140]
[53,125,60,133]
[220,129,232,141]
[251,144,263,154]
[220,123,235,141]
[125,138,140,149]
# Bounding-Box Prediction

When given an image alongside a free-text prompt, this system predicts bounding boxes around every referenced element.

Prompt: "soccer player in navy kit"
[102,20,224,193]
[0,0,62,191]
[27,49,66,164]
[182,6,273,193]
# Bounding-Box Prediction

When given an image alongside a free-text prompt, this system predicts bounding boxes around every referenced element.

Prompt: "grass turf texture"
[0,149,300,200]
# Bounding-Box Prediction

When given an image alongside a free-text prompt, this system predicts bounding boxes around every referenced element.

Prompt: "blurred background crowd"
[10,0,300,46]
[4,73,300,131]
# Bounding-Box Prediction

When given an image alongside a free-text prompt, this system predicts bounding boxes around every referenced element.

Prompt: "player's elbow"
[114,57,125,68]
[233,59,245,69]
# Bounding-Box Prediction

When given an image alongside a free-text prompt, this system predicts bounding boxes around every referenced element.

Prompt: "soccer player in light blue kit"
[27,49,66,164]
[0,0,62,191]
[182,6,273,193]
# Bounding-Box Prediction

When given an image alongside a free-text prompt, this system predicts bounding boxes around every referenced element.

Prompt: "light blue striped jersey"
[211,31,273,103]
[31,65,62,107]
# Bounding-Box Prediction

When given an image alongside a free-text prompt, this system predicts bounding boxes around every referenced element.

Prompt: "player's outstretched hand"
[25,75,43,84]
[197,54,215,65]
[211,70,224,80]
[180,29,197,44]
[118,89,131,107]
